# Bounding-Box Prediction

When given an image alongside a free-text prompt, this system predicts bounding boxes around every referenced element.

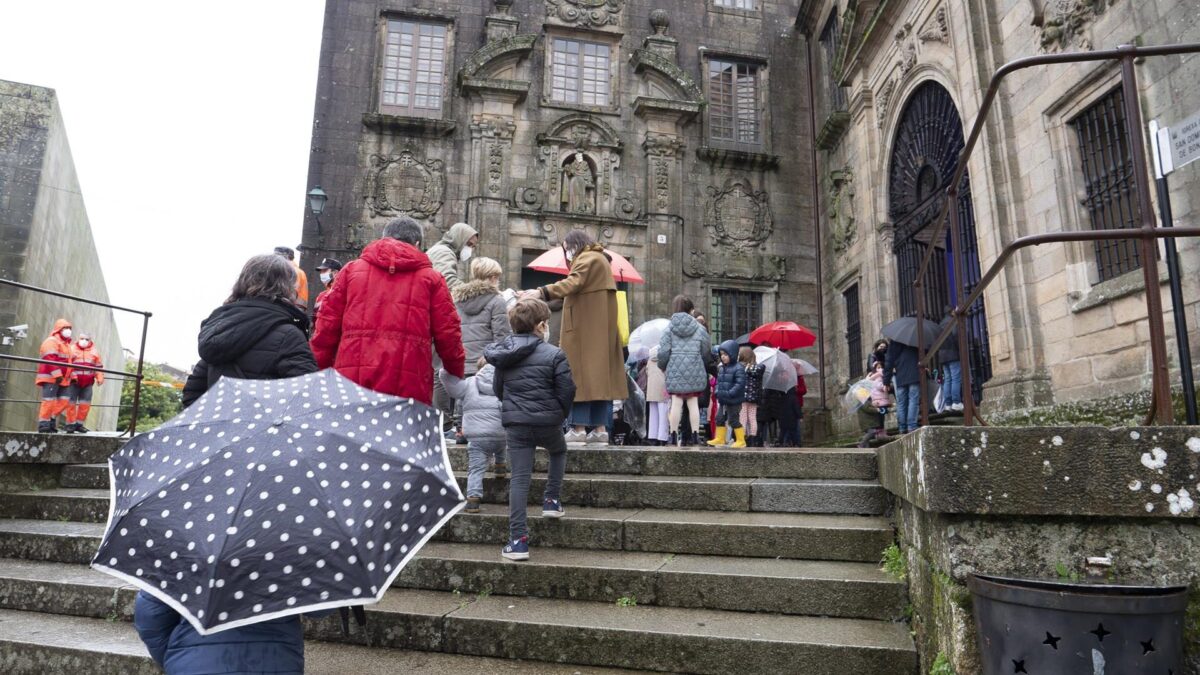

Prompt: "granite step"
[57,464,889,515]
[0,607,637,675]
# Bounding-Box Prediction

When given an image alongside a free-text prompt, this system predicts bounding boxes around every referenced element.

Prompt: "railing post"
[916,278,929,428]
[946,190,977,427]
[1119,46,1174,425]
[127,312,152,436]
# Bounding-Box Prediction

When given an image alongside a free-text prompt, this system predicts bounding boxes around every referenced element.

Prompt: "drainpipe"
[804,29,829,415]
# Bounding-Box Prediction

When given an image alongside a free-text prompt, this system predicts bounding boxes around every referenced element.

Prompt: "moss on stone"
[989,386,1200,428]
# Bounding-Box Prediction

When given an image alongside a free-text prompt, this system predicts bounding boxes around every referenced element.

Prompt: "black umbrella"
[736,333,754,346]
[880,316,941,348]
[91,369,463,635]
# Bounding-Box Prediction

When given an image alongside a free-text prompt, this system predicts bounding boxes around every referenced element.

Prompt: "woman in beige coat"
[534,230,627,444]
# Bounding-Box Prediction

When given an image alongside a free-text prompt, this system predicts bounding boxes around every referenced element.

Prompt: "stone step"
[447,445,878,479]
[57,464,889,515]
[398,542,906,620]
[0,488,110,523]
[0,432,123,464]
[0,520,104,565]
[0,608,637,675]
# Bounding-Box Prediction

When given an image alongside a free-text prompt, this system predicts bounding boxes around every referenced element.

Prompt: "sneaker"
[37,421,57,434]
[465,497,481,514]
[492,462,508,479]
[502,536,530,560]
[542,498,565,518]
[586,429,609,445]
[565,429,587,444]
[951,403,965,412]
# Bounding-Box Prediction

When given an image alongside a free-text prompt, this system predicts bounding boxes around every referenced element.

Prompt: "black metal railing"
[0,278,152,435]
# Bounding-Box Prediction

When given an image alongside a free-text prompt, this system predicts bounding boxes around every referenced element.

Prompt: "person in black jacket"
[484,298,576,561]
[182,255,318,408]
[883,338,922,434]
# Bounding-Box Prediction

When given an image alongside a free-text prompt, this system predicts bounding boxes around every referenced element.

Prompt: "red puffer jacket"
[310,238,465,403]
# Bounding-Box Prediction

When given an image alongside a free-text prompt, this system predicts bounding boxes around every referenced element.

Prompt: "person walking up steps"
[709,340,747,448]
[441,358,506,514]
[658,295,709,447]
[739,347,765,447]
[485,298,576,561]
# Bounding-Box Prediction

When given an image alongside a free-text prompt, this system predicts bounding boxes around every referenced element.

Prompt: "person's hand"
[519,289,539,300]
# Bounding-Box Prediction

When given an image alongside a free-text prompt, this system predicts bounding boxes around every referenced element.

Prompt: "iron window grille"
[710,289,762,345]
[1070,87,1145,283]
[381,20,447,118]
[844,284,863,378]
[550,38,611,106]
[818,14,847,113]
[707,60,761,147]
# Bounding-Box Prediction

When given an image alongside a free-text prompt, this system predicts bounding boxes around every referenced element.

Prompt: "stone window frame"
[701,50,771,154]
[371,11,457,128]
[704,281,777,345]
[541,28,621,117]
[1044,64,1163,312]
[710,0,761,18]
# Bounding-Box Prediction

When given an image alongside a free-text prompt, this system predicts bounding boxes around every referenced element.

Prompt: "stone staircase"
[0,432,916,674]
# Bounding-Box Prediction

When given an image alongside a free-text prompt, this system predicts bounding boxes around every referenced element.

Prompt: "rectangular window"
[844,284,863,378]
[551,38,611,106]
[708,60,760,146]
[1070,88,1144,282]
[714,0,757,8]
[382,20,447,117]
[819,14,847,113]
[710,289,762,345]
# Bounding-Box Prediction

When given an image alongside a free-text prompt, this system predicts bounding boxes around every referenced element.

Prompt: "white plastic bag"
[933,385,945,413]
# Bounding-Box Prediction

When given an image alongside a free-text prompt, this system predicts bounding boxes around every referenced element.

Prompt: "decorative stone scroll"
[918,7,949,43]
[545,0,623,28]
[876,79,897,129]
[703,177,774,252]
[1039,0,1120,51]
[365,149,446,219]
[644,132,684,213]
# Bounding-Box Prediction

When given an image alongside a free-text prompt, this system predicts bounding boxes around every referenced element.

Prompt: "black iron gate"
[888,81,992,403]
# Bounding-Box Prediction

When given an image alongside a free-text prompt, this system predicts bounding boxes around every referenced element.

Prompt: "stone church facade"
[300,0,818,353]
[801,0,1200,433]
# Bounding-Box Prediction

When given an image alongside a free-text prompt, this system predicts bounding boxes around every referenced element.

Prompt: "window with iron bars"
[381,20,447,118]
[707,59,761,147]
[818,14,847,114]
[844,284,863,378]
[710,289,762,345]
[1070,87,1145,283]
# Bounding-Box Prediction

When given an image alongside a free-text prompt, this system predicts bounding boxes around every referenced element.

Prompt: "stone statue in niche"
[561,152,596,214]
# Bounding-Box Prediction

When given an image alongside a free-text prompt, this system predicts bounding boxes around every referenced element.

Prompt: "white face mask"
[320,272,333,285]
[78,339,91,349]
[61,328,72,340]
[565,250,575,262]
[459,246,474,262]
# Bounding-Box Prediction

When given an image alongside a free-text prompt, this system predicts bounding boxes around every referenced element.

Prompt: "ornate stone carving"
[629,49,704,104]
[539,114,622,216]
[459,34,537,80]
[649,8,670,34]
[877,221,895,249]
[685,249,786,281]
[561,152,597,214]
[615,190,640,220]
[472,116,515,198]
[546,0,623,28]
[652,158,670,211]
[487,144,504,194]
[703,178,774,252]
[513,185,544,210]
[876,79,897,129]
[919,7,949,43]
[898,43,918,76]
[365,149,445,219]
[1039,0,1117,51]
[828,169,857,255]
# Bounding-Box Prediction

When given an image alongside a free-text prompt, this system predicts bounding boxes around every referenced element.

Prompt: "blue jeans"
[466,439,505,499]
[895,383,921,433]
[943,361,962,406]
[506,424,567,540]
[570,400,612,430]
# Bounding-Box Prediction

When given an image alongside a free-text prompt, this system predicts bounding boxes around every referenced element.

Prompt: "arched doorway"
[888,81,991,403]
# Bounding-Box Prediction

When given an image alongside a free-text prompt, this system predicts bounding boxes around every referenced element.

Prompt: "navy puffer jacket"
[714,340,747,405]
[485,333,576,427]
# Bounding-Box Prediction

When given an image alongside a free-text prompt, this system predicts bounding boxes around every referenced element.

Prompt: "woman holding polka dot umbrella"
[90,367,465,664]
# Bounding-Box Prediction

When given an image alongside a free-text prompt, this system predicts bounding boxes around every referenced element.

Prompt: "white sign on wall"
[1152,112,1200,178]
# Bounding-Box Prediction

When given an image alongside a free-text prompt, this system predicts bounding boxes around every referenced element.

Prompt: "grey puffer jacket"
[454,280,511,375]
[440,365,504,442]
[658,312,710,395]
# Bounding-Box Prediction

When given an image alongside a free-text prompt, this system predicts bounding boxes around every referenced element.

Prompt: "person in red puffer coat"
[310,217,465,404]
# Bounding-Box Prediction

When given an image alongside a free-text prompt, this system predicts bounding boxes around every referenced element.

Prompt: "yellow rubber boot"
[731,427,747,448]
[706,427,728,447]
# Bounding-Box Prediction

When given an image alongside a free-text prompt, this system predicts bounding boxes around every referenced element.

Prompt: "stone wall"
[300,0,818,357]
[0,80,124,432]
[879,426,1200,673]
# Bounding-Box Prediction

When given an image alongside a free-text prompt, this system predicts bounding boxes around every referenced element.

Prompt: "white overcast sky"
[1,1,325,369]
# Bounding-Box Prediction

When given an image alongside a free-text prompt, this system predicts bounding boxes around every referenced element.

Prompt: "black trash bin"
[969,574,1187,674]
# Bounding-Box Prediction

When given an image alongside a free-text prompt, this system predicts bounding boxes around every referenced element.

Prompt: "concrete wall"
[0,80,124,432]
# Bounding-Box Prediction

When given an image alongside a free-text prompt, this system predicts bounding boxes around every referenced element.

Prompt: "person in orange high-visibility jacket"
[274,246,308,306]
[35,319,74,433]
[66,333,104,434]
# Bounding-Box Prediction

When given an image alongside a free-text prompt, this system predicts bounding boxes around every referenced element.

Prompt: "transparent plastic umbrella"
[753,346,799,392]
[627,318,670,361]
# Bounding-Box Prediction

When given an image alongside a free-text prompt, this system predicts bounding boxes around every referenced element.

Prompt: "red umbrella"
[527,246,645,284]
[749,321,817,350]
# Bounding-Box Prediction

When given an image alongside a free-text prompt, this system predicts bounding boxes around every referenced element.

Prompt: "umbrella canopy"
[627,318,670,360]
[527,246,644,284]
[880,316,940,348]
[91,369,463,635]
[792,358,820,375]
[753,346,799,392]
[748,321,817,350]
[736,333,755,346]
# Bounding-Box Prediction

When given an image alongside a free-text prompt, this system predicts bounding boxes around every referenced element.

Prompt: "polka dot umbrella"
[90,369,464,635]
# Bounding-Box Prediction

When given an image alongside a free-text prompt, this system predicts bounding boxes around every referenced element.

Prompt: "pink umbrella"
[527,246,645,284]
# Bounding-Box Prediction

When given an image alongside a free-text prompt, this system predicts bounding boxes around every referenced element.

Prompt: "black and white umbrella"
[91,369,464,635]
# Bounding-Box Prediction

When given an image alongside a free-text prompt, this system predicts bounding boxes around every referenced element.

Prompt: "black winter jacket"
[883,340,921,389]
[743,364,765,405]
[484,333,576,427]
[182,298,318,407]
[936,316,960,362]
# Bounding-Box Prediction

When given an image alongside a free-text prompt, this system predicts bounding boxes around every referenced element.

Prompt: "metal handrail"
[0,278,152,434]
[912,41,1200,427]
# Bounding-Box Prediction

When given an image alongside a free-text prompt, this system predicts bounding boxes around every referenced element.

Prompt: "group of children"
[35,318,105,433]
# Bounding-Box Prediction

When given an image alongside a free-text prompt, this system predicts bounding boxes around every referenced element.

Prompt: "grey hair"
[383,216,423,246]
[563,229,593,254]
[227,254,297,305]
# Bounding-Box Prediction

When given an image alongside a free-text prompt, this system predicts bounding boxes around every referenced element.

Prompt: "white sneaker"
[586,429,609,445]
[950,403,965,412]
[565,429,587,444]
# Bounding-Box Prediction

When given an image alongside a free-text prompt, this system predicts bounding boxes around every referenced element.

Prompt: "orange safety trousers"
[66,383,94,424]
[38,383,70,422]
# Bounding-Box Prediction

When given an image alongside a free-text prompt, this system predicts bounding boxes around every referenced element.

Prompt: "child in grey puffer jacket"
[441,360,506,513]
